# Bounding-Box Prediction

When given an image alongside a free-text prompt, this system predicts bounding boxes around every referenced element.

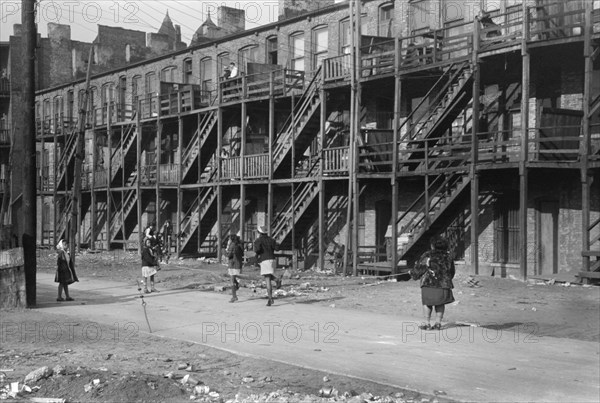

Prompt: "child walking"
[226,234,244,302]
[141,231,160,293]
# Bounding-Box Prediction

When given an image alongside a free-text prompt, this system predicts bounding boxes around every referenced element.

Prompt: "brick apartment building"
[6,0,600,289]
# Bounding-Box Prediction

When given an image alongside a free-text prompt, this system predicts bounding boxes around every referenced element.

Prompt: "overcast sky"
[0,1,283,43]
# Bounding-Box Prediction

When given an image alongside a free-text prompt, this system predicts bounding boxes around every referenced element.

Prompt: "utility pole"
[22,0,37,307]
[69,46,94,266]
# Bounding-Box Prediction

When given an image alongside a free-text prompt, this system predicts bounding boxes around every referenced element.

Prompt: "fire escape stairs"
[399,62,474,171]
[55,196,74,242]
[396,168,471,266]
[110,116,138,185]
[271,160,321,245]
[272,67,322,176]
[182,110,218,181]
[56,126,79,189]
[179,181,218,252]
[109,189,137,242]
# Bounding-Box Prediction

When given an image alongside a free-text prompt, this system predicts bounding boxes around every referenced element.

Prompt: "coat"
[410,250,455,289]
[254,234,278,263]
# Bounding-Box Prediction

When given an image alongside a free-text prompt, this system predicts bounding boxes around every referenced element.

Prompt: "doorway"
[536,200,558,275]
[375,200,391,262]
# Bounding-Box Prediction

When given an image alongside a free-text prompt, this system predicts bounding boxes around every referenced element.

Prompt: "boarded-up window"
[494,193,520,264]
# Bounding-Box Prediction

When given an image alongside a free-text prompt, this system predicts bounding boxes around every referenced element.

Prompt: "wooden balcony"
[323,147,349,175]
[244,154,269,179]
[323,2,595,83]
[219,69,305,103]
[159,83,212,117]
[159,164,179,184]
[221,157,241,180]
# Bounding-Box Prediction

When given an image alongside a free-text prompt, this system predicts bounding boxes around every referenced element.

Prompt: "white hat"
[257,225,268,234]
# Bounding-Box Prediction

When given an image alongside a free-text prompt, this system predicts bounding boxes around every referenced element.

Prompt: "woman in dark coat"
[410,236,455,330]
[55,239,78,301]
[226,234,244,303]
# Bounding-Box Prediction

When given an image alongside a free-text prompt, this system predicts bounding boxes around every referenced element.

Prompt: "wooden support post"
[344,0,355,276]
[352,0,362,277]
[471,18,481,275]
[319,72,326,272]
[176,116,183,258]
[268,76,274,230]
[71,46,93,262]
[520,6,531,280]
[581,2,593,272]
[240,100,246,238]
[136,102,142,254]
[216,106,223,260]
[391,37,401,275]
[22,0,37,306]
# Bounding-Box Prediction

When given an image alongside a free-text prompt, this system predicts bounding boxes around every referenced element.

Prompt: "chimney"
[175,25,182,43]
[278,0,334,20]
[217,6,245,34]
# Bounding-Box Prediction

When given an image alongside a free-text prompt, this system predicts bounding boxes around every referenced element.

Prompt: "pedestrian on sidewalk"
[55,239,78,302]
[409,236,455,330]
[254,225,280,306]
[226,234,244,303]
[141,230,160,293]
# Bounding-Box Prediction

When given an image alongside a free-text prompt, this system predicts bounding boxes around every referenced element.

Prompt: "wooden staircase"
[179,164,219,253]
[110,116,137,186]
[181,110,217,182]
[396,171,471,266]
[272,161,321,246]
[108,189,137,242]
[399,62,474,170]
[55,196,73,243]
[272,67,322,177]
[56,127,78,190]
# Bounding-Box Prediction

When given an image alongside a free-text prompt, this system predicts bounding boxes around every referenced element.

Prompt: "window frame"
[266,35,278,64]
[378,2,395,37]
[183,58,193,84]
[290,31,305,71]
[312,25,329,70]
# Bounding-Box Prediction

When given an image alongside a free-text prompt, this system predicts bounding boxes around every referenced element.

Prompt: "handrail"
[274,66,322,146]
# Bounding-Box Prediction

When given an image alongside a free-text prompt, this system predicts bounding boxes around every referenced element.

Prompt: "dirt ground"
[1,249,598,402]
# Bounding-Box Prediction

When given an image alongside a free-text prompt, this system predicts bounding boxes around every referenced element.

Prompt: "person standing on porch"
[254,225,279,306]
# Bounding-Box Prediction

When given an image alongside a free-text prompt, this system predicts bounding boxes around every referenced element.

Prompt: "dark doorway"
[375,200,392,262]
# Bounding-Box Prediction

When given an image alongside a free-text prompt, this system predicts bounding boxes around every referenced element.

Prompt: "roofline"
[35,0,362,96]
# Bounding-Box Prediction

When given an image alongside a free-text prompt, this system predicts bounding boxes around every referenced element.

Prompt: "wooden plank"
[577,271,600,279]
[582,251,600,257]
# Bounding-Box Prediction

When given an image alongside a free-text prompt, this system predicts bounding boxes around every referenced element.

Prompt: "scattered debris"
[24,366,53,384]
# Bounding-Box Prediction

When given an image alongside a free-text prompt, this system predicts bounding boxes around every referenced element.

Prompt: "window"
[379,3,395,37]
[67,90,74,122]
[266,36,278,64]
[101,83,114,106]
[132,75,141,111]
[312,26,328,69]
[183,59,193,84]
[118,76,126,106]
[217,52,230,77]
[409,0,434,33]
[161,66,177,82]
[200,57,213,102]
[145,72,156,97]
[239,45,258,70]
[493,193,520,264]
[290,32,304,71]
[53,96,63,119]
[340,16,369,54]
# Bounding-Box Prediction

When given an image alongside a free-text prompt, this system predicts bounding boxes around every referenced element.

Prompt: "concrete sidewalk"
[33,273,599,402]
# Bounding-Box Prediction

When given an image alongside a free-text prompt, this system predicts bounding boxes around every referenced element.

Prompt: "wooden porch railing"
[159,164,179,184]
[244,154,269,178]
[323,146,349,174]
[221,157,241,179]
